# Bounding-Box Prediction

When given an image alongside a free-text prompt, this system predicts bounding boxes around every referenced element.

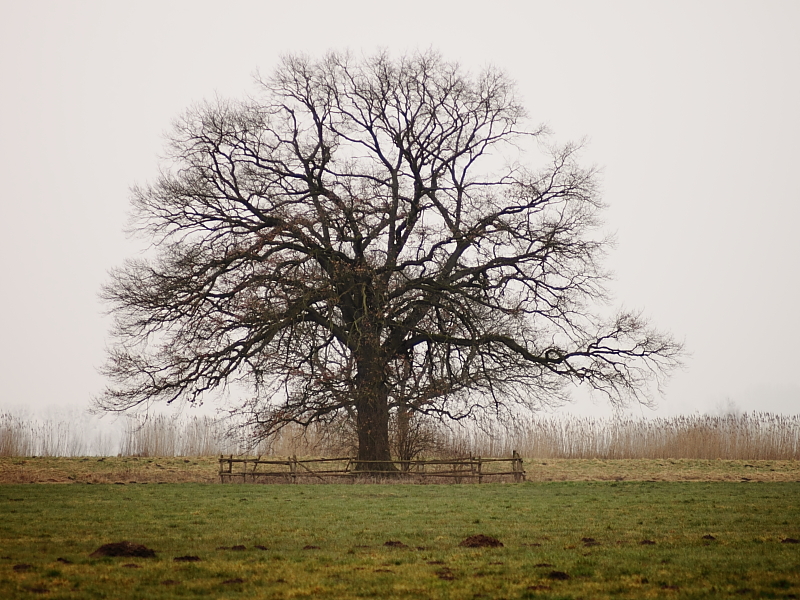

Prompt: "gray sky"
[1,0,798,420]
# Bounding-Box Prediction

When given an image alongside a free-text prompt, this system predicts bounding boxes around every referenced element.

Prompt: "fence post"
[478,456,483,484]
[291,454,297,484]
[512,450,524,483]
[219,454,224,483]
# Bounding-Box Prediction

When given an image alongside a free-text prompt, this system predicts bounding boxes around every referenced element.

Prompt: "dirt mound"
[459,534,503,548]
[90,541,156,558]
[231,545,246,551]
[173,555,201,562]
[303,545,321,550]
[548,570,570,580]
[13,564,32,572]
[782,538,799,544]
[383,540,408,548]
[581,537,601,546]
[639,539,656,545]
[223,578,244,584]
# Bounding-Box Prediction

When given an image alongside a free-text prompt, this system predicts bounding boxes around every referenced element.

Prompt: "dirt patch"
[640,539,656,545]
[161,580,179,586]
[459,534,503,548]
[230,545,246,551]
[427,560,446,565]
[436,567,455,580]
[548,570,570,580]
[55,558,72,564]
[383,540,408,548]
[90,541,156,558]
[223,578,244,584]
[173,555,201,562]
[13,564,32,571]
[781,538,799,544]
[702,535,716,540]
[534,563,554,568]
[374,568,394,573]
[581,537,601,546]
[27,587,49,594]
[303,545,321,550]
[254,545,268,550]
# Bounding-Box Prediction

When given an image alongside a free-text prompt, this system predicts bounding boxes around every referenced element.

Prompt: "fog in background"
[1,1,798,428]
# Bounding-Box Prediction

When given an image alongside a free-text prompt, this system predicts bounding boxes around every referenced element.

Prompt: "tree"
[99,50,682,470]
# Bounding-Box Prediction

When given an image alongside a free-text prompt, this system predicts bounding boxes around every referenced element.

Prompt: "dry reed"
[0,413,86,457]
[2,411,799,460]
[444,412,800,460]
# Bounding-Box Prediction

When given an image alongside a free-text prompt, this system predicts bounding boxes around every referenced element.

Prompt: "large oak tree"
[99,51,682,469]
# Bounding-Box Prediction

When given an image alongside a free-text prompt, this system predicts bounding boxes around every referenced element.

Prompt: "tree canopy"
[99,50,682,467]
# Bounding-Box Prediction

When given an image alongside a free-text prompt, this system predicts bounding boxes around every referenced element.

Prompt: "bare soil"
[90,541,156,558]
[459,534,504,548]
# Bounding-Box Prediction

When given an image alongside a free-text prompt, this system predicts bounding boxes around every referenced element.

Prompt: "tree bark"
[353,358,396,473]
[396,402,411,471]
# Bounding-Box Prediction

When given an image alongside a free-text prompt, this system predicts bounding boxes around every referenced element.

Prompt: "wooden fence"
[219,451,525,484]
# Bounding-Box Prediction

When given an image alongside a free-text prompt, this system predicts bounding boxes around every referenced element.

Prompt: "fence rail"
[219,452,525,483]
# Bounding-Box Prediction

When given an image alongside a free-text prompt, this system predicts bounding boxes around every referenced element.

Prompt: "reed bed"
[0,413,87,457]
[119,415,234,457]
[1,411,799,459]
[446,412,800,460]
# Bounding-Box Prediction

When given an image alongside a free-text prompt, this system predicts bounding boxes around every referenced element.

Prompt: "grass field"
[2,480,799,599]
[3,456,800,484]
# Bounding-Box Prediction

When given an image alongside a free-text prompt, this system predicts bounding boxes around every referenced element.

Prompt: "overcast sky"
[1,0,798,421]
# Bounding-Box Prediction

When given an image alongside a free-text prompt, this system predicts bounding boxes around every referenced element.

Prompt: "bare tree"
[98,50,682,470]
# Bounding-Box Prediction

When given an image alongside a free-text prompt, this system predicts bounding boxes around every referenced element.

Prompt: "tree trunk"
[396,402,411,471]
[353,358,396,473]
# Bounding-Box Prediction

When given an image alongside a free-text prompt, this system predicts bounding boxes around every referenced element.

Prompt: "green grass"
[1,482,799,598]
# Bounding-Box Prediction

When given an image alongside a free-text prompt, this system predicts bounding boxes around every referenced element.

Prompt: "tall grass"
[2,411,799,459]
[117,415,337,457]
[0,413,87,457]
[445,412,800,460]
[119,415,224,457]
